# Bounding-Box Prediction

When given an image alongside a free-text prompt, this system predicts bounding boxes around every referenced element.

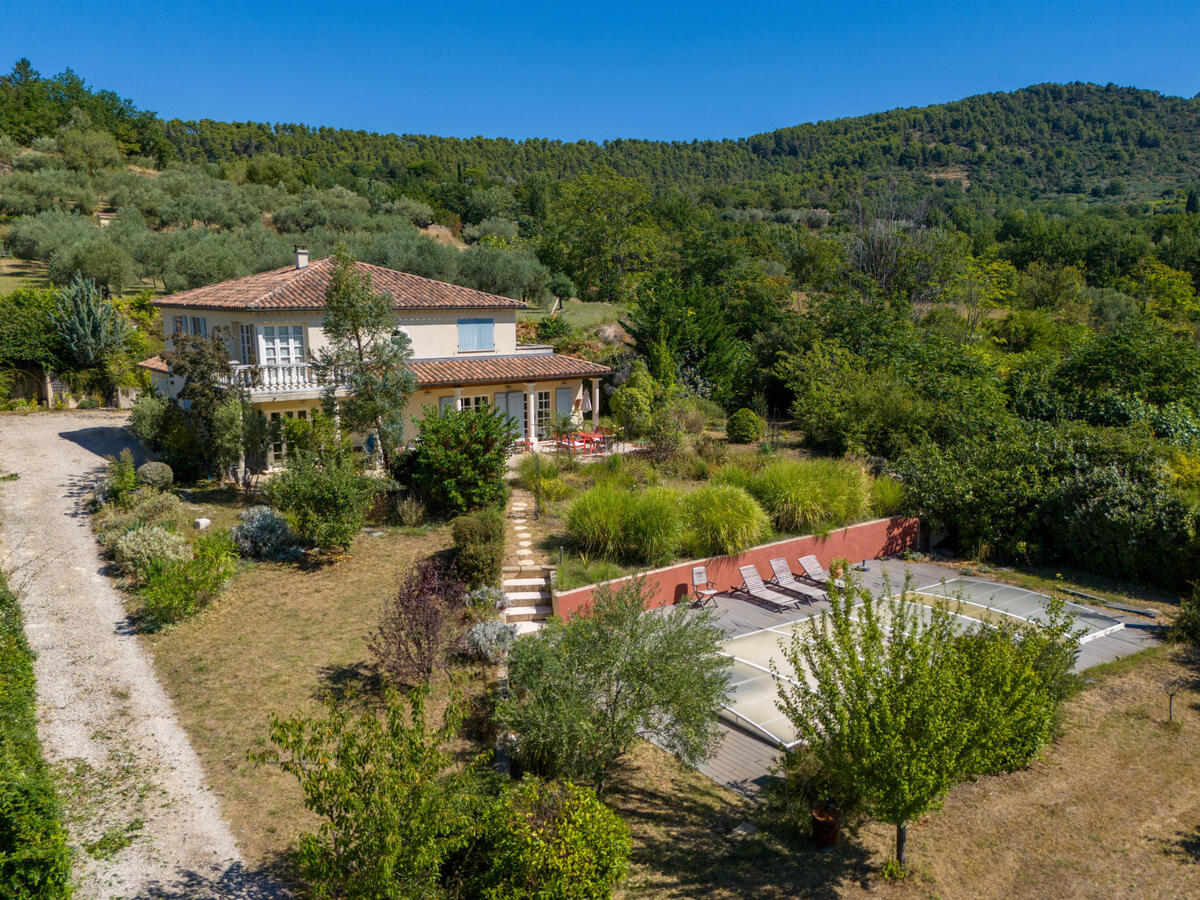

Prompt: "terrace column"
[453,386,463,410]
[525,381,537,447]
[591,380,600,429]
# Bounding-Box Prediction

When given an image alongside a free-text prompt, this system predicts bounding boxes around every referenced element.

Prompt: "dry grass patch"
[609,644,1200,898]
[144,522,461,869]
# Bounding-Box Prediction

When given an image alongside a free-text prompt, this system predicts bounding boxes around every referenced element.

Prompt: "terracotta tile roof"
[138,355,168,373]
[136,353,609,387]
[151,257,526,311]
[410,354,610,388]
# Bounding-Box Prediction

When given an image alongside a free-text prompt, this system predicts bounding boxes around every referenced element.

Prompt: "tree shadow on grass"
[313,661,385,704]
[609,778,876,900]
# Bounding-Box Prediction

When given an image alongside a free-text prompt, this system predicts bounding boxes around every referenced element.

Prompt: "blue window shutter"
[439,397,455,414]
[457,318,494,351]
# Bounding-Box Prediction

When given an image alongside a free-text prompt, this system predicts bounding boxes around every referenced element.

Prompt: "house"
[138,249,610,465]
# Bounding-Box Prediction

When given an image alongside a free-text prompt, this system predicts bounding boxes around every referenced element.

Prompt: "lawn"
[142,505,464,871]
[0,257,51,293]
[518,297,629,332]
[609,643,1200,898]
[134,481,1200,897]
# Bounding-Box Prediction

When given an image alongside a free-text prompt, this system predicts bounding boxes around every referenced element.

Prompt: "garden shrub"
[625,486,684,565]
[469,778,630,900]
[268,447,379,552]
[387,495,427,528]
[462,620,518,664]
[746,459,870,534]
[1170,591,1200,646]
[725,408,764,443]
[135,460,173,490]
[370,559,465,686]
[452,508,506,588]
[870,475,906,517]
[127,391,167,451]
[693,433,728,464]
[231,506,295,560]
[77,395,99,409]
[126,487,184,525]
[516,454,559,489]
[0,573,73,899]
[402,406,519,516]
[567,484,635,558]
[113,524,190,583]
[467,585,507,616]
[683,484,770,556]
[139,531,237,627]
[101,447,139,507]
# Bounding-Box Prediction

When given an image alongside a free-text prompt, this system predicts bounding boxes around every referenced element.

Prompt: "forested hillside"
[4,58,1200,587]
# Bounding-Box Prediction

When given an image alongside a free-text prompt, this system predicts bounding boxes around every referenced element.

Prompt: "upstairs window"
[172,315,207,337]
[263,325,305,366]
[457,318,494,352]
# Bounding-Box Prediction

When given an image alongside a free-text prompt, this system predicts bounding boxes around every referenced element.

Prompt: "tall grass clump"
[567,484,683,564]
[567,484,635,558]
[626,486,684,565]
[711,462,755,492]
[869,475,906,517]
[747,459,870,534]
[684,484,770,556]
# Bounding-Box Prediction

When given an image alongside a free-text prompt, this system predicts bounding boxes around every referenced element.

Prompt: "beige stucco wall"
[158,306,519,362]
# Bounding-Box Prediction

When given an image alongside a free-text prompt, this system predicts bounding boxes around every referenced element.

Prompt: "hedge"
[0,572,73,899]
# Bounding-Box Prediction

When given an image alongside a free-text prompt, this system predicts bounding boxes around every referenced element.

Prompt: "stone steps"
[504,590,551,603]
[505,604,552,622]
[513,620,544,636]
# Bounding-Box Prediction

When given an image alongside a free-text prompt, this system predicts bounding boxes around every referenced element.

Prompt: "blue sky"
[2,1,1198,141]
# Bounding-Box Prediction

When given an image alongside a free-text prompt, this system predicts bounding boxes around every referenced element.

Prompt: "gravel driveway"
[0,412,287,899]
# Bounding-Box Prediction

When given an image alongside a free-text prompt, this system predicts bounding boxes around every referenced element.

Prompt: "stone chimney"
[294,246,309,269]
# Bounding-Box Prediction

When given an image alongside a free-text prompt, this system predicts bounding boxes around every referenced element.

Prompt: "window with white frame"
[535,391,551,438]
[262,325,305,366]
[460,395,489,411]
[457,318,494,352]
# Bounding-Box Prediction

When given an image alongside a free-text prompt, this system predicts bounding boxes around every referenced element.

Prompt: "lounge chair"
[735,565,805,612]
[691,566,718,608]
[798,554,844,588]
[767,558,827,603]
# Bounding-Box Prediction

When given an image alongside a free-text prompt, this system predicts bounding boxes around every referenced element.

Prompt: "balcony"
[229,363,345,396]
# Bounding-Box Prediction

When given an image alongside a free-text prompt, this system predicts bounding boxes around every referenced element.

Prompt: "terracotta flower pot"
[811,802,843,849]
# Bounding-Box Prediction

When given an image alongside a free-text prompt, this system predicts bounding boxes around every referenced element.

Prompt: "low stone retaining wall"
[552,516,920,619]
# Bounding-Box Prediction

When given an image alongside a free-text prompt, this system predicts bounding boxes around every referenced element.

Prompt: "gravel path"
[0,412,287,899]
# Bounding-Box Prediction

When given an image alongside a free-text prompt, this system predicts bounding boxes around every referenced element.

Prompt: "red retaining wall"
[553,516,920,620]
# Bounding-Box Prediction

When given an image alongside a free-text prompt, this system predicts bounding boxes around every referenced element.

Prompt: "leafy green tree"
[499,577,730,793]
[256,688,479,900]
[775,573,1075,870]
[267,415,379,551]
[468,779,630,900]
[49,275,132,370]
[312,244,415,470]
[399,405,518,516]
[545,169,662,303]
[0,287,64,374]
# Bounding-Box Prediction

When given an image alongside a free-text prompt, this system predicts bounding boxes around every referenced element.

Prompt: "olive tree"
[499,577,730,794]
